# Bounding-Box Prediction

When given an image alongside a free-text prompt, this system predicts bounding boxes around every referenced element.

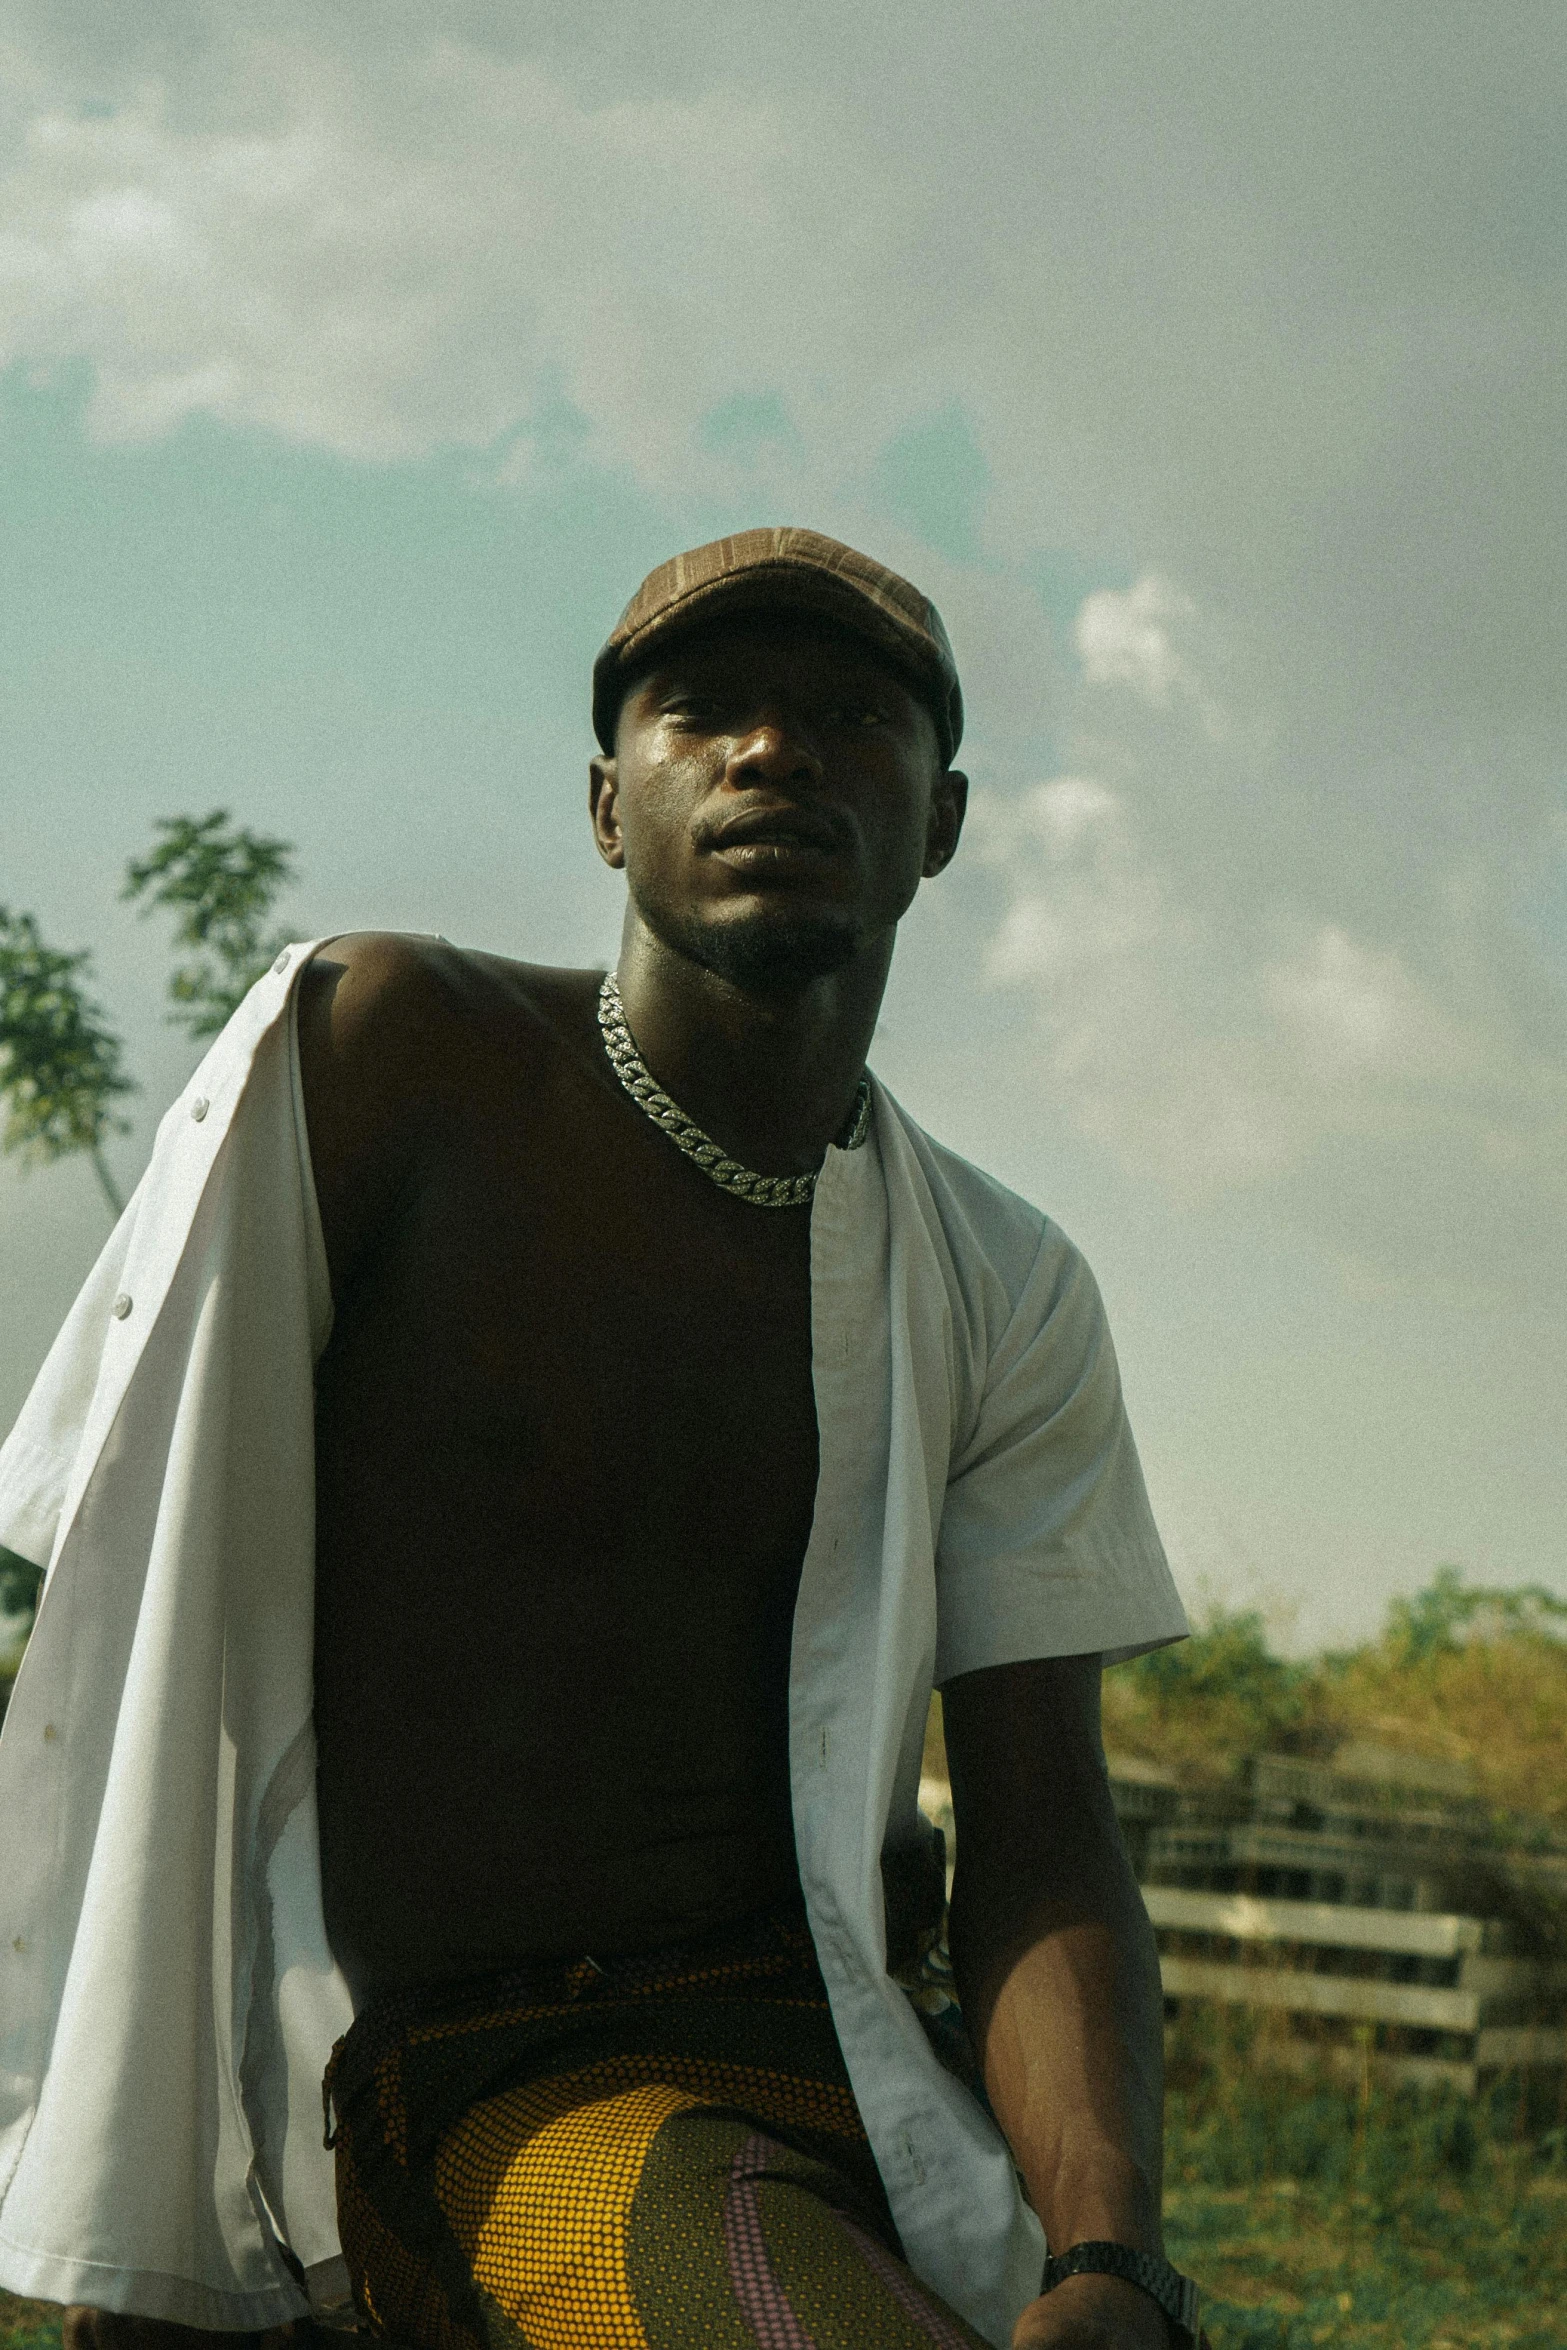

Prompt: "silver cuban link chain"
[597,973,871,1208]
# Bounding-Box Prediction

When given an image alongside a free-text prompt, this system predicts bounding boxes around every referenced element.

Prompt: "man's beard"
[644,899,861,996]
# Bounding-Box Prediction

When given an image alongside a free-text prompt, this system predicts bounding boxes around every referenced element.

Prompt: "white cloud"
[972,594,1567,1277]
[974,769,1299,1195]
[0,0,1563,1289]
[1265,926,1417,1073]
[0,51,892,474]
[981,778,1169,991]
[1071,573,1234,742]
[1073,576,1194,705]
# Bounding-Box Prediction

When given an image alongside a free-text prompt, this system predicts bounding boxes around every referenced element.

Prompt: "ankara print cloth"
[325,1902,989,2350]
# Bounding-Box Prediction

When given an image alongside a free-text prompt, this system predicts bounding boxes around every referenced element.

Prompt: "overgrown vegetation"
[0,2300,60,2350]
[1100,1569,1567,1839]
[917,1571,1567,2339]
[0,910,135,1217]
[1096,1575,1567,2339]
[1162,2005,1567,2348]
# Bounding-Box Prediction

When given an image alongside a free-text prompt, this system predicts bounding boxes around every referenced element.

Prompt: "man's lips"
[703,804,847,857]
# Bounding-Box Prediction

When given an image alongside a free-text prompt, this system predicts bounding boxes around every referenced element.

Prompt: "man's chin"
[661,907,861,995]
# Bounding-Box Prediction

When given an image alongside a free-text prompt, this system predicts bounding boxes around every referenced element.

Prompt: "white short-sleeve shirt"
[0,946,1184,2348]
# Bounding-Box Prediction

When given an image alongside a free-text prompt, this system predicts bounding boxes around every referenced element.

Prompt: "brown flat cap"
[593,527,963,763]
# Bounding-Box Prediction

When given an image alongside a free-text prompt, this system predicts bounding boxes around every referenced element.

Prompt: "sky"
[1,0,1564,1648]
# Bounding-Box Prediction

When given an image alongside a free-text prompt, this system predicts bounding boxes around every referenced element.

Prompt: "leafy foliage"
[1100,1572,1567,1830]
[0,909,134,1215]
[1102,1603,1329,1782]
[1329,1599,1567,1839]
[1382,1562,1567,1662]
[0,1548,42,1625]
[123,810,296,1040]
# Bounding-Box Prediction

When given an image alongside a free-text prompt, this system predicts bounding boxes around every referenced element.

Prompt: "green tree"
[0,1546,42,1624]
[0,909,135,1217]
[1385,1564,1567,1662]
[123,810,296,1041]
[1103,1602,1322,1779]
[1128,1604,1310,1728]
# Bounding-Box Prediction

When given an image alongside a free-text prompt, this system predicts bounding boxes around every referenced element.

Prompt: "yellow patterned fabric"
[323,1904,989,2350]
[444,2080,690,2350]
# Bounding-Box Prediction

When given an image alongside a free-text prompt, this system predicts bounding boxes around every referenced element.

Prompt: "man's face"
[590,616,967,994]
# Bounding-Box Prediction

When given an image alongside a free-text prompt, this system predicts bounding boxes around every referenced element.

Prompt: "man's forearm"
[941,1654,1167,2263]
[948,1860,1165,2253]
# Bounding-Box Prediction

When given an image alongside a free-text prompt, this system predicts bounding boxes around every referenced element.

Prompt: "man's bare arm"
[295,931,457,1299]
[944,1653,1169,2350]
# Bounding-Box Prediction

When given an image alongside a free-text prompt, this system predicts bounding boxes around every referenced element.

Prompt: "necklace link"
[597,975,871,1208]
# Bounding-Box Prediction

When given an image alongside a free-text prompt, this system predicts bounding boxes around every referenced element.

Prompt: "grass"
[0,2302,60,2350]
[1162,2009,1567,2348]
[1092,1575,1567,2340]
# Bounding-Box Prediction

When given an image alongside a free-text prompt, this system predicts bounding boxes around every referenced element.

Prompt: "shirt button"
[273,950,291,974]
[11,1938,26,1955]
[191,1096,210,1122]
[42,1725,57,1743]
[111,1294,133,1320]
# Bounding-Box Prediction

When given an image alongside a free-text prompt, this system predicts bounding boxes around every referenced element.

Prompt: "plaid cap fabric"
[592,527,964,762]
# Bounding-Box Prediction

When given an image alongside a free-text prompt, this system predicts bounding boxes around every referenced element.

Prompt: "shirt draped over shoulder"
[0,945,1184,2350]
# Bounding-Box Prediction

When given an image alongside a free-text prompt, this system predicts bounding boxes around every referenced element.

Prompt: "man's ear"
[922,768,968,878]
[589,756,625,870]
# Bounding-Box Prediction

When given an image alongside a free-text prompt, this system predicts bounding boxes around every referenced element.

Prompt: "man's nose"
[724,717,824,789]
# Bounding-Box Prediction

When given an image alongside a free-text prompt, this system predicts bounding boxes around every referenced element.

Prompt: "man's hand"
[1012,2273,1170,2347]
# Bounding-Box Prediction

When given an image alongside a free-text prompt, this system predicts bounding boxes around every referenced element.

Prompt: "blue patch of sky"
[0,362,667,727]
[0,361,692,994]
[1023,545,1135,645]
[0,362,1146,907]
[696,391,804,464]
[865,398,1136,655]
[872,402,988,567]
[496,380,593,476]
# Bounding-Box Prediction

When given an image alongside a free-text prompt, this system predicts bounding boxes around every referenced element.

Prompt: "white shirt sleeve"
[0,1194,138,1575]
[933,1224,1186,1684]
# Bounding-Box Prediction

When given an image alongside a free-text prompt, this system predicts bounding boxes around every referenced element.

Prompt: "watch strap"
[1042,2241,1201,2345]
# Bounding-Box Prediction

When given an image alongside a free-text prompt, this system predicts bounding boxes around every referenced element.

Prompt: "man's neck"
[613,917,890,1178]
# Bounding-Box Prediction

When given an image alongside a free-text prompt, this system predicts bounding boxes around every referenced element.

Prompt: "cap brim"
[593,565,959,759]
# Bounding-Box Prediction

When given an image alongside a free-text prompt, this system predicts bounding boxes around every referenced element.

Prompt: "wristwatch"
[1042,2242,1201,2346]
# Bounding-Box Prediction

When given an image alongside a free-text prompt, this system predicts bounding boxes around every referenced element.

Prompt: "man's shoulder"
[296,933,605,1285]
[299,931,601,1089]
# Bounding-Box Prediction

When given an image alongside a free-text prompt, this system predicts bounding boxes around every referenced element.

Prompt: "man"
[0,530,1195,2349]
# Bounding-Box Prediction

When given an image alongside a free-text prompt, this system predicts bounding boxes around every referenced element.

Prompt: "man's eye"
[826,703,886,727]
